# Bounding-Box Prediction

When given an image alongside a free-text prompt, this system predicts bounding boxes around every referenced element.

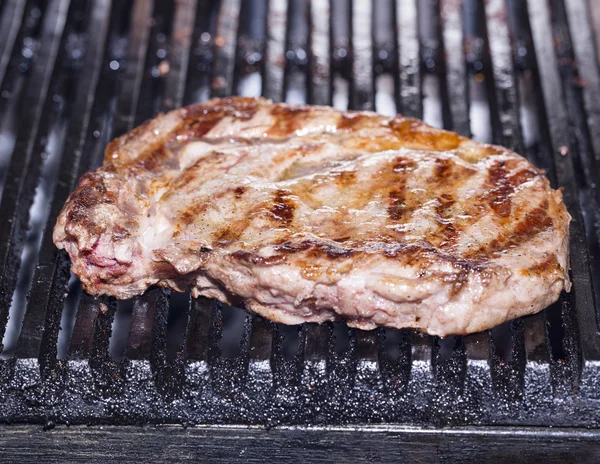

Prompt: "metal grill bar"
[68,293,101,358]
[565,0,600,168]
[350,0,373,110]
[439,0,470,138]
[211,0,241,97]
[185,297,218,361]
[0,0,25,87]
[162,0,197,111]
[308,0,331,105]
[395,0,420,118]
[263,0,287,101]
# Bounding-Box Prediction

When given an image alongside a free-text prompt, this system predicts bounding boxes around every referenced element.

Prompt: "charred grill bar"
[0,0,600,459]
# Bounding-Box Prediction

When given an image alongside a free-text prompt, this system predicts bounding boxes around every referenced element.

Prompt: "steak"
[53,97,571,336]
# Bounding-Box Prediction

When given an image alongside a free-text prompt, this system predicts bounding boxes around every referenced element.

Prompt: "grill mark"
[267,106,311,136]
[388,189,408,221]
[105,118,156,164]
[486,163,513,217]
[134,146,172,172]
[381,240,487,273]
[387,156,416,221]
[337,113,369,131]
[268,189,296,225]
[468,200,553,258]
[522,256,562,276]
[510,168,538,186]
[234,186,245,199]
[213,226,244,246]
[178,111,225,138]
[435,157,452,179]
[393,157,417,173]
[276,240,356,259]
[178,99,260,140]
[390,117,462,150]
[484,162,539,219]
[178,202,206,226]
[232,240,356,267]
[435,194,459,247]
[332,170,357,186]
[67,173,113,230]
[230,250,287,266]
[177,186,247,226]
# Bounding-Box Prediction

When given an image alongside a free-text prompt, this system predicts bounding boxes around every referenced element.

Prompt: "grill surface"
[0,0,600,436]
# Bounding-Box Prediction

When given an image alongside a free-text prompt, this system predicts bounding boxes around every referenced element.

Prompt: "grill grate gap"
[56,273,81,359]
[166,291,191,362]
[109,299,133,360]
[220,305,248,358]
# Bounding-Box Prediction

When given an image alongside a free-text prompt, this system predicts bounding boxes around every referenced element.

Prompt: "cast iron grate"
[0,0,599,428]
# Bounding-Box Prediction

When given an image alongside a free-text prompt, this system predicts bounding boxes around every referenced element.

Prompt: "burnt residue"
[483,161,540,219]
[393,156,417,173]
[231,239,357,267]
[234,186,246,199]
[65,172,113,234]
[435,194,459,246]
[268,190,296,225]
[485,162,514,217]
[388,189,409,221]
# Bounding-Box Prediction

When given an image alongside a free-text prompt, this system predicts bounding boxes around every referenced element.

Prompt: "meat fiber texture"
[54,97,571,336]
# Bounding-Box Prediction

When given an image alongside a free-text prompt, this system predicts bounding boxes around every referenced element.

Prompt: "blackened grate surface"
[0,0,599,429]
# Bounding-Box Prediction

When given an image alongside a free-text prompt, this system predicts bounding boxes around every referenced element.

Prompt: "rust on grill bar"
[0,1,600,458]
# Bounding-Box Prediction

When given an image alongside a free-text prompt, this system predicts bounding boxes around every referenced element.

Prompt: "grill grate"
[0,0,599,429]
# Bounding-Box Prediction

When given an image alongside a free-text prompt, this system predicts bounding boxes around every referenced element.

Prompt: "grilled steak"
[53,97,571,336]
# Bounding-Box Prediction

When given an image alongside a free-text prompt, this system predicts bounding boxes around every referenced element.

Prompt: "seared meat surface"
[53,97,570,336]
